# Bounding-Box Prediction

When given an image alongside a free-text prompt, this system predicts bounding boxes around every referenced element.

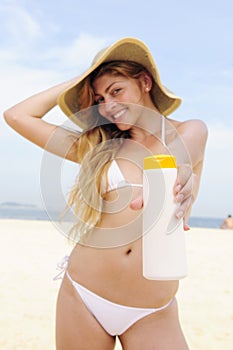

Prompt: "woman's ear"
[140,73,152,92]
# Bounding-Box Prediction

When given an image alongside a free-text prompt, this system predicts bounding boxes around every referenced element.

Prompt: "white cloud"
[0,17,111,75]
[0,31,111,142]
[0,61,66,144]
[43,33,109,71]
[0,3,42,44]
[0,3,112,69]
[0,64,60,105]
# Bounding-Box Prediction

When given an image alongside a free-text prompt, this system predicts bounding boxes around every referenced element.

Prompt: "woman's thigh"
[56,277,116,350]
[119,299,189,350]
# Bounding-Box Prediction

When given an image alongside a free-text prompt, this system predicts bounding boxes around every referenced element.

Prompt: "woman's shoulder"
[169,117,208,140]
[169,117,207,128]
[180,118,207,129]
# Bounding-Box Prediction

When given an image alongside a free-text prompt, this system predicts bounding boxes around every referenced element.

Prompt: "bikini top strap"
[161,115,167,147]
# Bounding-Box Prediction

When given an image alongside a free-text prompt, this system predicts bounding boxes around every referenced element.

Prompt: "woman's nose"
[99,99,117,116]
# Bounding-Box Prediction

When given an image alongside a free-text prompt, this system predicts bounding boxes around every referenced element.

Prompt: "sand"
[0,219,232,350]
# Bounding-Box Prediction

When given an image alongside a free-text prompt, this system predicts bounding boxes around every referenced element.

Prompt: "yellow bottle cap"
[144,154,177,169]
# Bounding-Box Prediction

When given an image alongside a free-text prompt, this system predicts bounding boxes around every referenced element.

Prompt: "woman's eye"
[112,88,121,96]
[95,97,104,104]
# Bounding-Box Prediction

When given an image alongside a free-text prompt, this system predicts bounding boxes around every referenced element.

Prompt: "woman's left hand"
[130,163,195,231]
[173,164,196,230]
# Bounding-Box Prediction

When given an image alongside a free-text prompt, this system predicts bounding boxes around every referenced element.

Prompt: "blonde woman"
[4,37,208,350]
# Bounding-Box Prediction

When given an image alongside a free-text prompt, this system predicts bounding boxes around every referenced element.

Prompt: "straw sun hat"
[58,37,181,129]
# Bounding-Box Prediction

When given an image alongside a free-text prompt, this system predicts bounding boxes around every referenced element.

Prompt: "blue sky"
[0,0,233,218]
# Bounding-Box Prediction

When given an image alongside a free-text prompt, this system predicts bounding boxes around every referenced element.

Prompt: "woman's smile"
[111,107,128,122]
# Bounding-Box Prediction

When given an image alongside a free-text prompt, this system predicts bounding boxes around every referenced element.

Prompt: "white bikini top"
[105,115,167,193]
[106,160,142,192]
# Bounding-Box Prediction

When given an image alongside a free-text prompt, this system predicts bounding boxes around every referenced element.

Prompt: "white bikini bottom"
[66,271,174,336]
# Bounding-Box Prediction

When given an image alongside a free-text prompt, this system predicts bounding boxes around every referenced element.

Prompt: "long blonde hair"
[66,61,153,242]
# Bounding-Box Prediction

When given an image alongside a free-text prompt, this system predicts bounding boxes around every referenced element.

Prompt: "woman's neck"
[130,106,163,143]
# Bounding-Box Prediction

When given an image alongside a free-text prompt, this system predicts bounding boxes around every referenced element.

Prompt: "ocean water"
[0,206,224,229]
[188,216,223,229]
[0,207,50,221]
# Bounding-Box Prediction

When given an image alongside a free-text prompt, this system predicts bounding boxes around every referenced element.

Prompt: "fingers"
[176,195,193,219]
[131,164,196,219]
[174,164,195,219]
[130,196,143,210]
[174,164,192,195]
[183,221,190,231]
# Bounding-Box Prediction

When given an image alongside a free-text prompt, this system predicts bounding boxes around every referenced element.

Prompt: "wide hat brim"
[58,37,182,129]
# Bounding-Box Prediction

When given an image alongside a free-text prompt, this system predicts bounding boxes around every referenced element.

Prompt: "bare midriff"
[67,186,179,308]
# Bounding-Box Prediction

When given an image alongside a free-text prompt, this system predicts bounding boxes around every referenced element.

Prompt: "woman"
[4,37,208,349]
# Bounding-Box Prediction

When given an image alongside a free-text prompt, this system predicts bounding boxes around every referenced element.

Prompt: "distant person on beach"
[4,37,208,349]
[220,214,233,229]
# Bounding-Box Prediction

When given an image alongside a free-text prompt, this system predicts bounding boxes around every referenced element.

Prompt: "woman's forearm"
[4,76,78,121]
[3,76,80,155]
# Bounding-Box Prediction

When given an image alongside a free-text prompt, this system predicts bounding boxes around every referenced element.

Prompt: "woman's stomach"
[67,237,179,308]
[67,187,179,308]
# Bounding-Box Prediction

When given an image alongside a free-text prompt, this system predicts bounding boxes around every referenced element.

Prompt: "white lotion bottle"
[142,154,187,280]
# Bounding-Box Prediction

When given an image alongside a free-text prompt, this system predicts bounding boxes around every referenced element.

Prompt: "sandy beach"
[0,219,232,350]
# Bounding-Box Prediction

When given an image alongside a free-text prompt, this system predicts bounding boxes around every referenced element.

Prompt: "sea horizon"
[0,202,224,229]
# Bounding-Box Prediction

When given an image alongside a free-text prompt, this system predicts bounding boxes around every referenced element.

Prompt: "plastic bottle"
[142,154,187,280]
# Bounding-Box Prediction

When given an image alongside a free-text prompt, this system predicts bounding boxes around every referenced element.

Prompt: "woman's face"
[92,73,151,130]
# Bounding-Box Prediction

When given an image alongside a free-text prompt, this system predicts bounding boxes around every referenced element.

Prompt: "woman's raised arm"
[3,77,80,162]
